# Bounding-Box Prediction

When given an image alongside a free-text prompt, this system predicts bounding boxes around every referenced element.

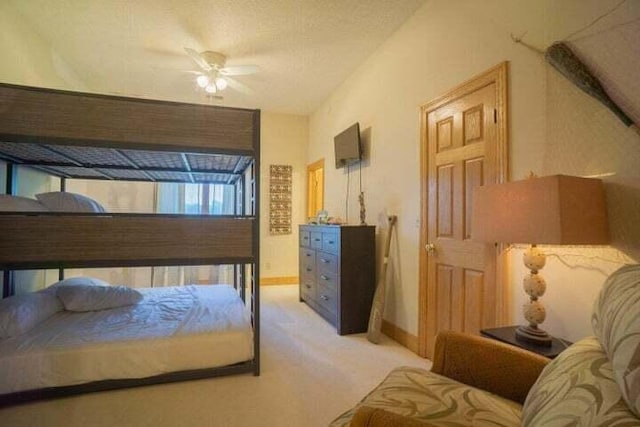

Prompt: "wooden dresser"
[298,224,376,335]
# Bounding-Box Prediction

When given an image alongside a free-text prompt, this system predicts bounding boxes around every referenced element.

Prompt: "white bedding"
[0,285,253,395]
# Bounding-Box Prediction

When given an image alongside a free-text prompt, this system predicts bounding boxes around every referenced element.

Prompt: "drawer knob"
[306,253,311,257]
[305,284,311,289]
[303,236,309,240]
[320,295,329,301]
[321,259,329,264]
[320,275,329,281]
[314,238,321,242]
[306,268,312,272]
[327,240,335,244]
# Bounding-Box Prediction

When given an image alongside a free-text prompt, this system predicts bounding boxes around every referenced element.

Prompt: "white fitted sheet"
[0,285,253,394]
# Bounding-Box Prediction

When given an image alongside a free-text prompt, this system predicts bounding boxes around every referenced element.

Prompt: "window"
[154,182,237,287]
[157,182,235,215]
[184,183,235,215]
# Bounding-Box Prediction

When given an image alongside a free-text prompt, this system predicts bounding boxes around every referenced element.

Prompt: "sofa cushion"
[329,366,522,427]
[351,406,437,427]
[522,336,638,426]
[592,264,640,417]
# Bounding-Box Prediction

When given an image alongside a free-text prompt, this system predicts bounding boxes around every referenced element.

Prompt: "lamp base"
[515,325,552,347]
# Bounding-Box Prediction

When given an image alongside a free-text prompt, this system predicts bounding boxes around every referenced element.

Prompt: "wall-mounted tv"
[334,122,361,169]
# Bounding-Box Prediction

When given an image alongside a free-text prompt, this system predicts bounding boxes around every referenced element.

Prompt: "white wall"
[309,0,640,342]
[260,112,309,280]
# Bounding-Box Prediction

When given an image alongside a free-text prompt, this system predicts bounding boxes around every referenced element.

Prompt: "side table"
[480,326,572,359]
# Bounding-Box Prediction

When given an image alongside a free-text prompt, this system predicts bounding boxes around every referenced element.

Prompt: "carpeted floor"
[1,285,429,427]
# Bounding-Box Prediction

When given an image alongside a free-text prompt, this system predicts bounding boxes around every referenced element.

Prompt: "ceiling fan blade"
[184,47,212,72]
[225,76,254,95]
[219,65,260,76]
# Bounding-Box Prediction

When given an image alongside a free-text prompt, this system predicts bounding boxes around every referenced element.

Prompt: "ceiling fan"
[184,48,259,97]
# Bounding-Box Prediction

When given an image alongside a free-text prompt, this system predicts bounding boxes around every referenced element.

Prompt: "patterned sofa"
[330,264,640,426]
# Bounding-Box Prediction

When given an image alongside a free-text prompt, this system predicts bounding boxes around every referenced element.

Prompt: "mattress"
[0,285,253,395]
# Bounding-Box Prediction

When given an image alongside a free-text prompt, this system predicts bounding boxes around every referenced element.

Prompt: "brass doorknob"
[425,243,436,253]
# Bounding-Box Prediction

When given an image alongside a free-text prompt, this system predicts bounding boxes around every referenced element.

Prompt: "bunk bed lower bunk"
[0,283,254,403]
[0,83,261,406]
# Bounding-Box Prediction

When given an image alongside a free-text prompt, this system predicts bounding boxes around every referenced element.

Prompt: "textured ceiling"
[8,0,426,114]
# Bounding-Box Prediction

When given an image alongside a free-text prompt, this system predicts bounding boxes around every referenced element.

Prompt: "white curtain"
[152,182,235,287]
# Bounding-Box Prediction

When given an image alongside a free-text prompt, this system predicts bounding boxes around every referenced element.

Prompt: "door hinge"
[493,109,497,123]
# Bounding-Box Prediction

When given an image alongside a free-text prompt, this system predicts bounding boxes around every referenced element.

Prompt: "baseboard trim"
[260,276,299,286]
[382,319,420,354]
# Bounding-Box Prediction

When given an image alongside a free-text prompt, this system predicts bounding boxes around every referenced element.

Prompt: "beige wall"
[309,0,640,342]
[260,112,309,281]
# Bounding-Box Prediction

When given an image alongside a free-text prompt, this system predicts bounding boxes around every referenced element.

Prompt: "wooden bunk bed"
[0,83,261,405]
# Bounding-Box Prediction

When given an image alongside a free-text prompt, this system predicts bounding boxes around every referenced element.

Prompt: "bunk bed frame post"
[5,162,15,195]
[233,177,244,296]
[58,177,66,281]
[3,163,16,298]
[252,110,261,376]
[2,270,14,298]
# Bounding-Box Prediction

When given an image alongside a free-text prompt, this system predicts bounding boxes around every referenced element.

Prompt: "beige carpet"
[1,285,429,427]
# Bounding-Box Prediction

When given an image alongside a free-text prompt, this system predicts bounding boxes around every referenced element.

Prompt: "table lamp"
[471,175,609,346]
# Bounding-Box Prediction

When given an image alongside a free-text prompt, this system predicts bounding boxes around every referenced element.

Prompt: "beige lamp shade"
[471,175,610,245]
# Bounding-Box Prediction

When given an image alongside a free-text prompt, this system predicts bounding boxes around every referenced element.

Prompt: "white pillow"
[48,276,111,290]
[0,194,49,212]
[57,284,143,312]
[35,192,106,213]
[0,291,64,338]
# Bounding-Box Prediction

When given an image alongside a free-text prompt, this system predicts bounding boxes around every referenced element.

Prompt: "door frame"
[418,62,510,358]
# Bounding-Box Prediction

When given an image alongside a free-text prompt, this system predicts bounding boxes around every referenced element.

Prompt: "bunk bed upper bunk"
[0,83,261,404]
[0,83,260,273]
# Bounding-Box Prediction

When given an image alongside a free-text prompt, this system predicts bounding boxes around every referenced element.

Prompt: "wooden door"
[419,63,509,358]
[307,159,324,219]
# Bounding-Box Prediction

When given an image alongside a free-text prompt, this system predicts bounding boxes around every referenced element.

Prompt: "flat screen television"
[334,122,361,169]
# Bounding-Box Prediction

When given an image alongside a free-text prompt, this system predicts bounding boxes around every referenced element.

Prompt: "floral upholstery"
[329,366,522,427]
[330,265,640,427]
[522,336,638,426]
[592,264,640,417]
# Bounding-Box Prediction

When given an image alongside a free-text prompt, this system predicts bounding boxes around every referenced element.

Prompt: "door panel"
[437,165,454,237]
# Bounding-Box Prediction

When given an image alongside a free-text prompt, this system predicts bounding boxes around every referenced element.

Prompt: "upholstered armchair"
[330,264,640,426]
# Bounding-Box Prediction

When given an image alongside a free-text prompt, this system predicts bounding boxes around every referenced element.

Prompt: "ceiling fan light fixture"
[204,83,217,94]
[215,77,228,91]
[196,75,209,88]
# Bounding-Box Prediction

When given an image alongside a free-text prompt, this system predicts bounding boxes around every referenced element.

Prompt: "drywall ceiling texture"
[0,2,86,90]
[5,0,425,114]
[308,0,640,343]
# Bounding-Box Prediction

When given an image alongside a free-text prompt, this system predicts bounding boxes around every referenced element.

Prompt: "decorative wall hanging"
[269,164,292,235]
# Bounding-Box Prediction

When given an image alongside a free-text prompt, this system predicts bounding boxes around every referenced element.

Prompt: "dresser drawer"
[322,232,339,254]
[299,230,311,247]
[300,278,315,301]
[300,247,316,270]
[316,282,337,316]
[317,270,338,292]
[310,232,323,249]
[317,251,338,276]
